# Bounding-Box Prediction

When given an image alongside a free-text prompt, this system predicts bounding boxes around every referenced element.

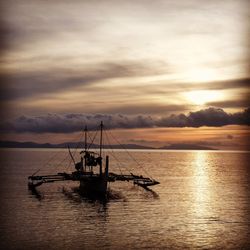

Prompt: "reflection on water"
[193,151,211,214]
[0,149,249,249]
[29,185,44,200]
[192,151,214,225]
[189,152,214,248]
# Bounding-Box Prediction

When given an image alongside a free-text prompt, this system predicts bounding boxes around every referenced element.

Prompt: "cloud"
[203,78,250,91]
[0,113,155,133]
[1,0,249,113]
[1,107,249,133]
[129,139,161,144]
[157,107,250,127]
[101,104,189,115]
[0,61,164,101]
[207,99,250,109]
[149,78,250,95]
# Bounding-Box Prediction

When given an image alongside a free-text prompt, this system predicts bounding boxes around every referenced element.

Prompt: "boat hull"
[79,176,107,198]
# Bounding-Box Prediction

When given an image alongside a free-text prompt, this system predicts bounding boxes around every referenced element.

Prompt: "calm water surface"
[0,149,249,249]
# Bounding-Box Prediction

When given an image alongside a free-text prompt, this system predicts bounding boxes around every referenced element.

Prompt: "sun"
[184,90,224,106]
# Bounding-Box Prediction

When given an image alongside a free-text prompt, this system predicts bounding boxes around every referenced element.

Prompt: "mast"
[99,121,103,176]
[84,126,87,172]
[84,126,87,151]
[100,121,103,157]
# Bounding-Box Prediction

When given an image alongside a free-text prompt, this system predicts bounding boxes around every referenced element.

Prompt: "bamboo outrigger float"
[28,122,160,198]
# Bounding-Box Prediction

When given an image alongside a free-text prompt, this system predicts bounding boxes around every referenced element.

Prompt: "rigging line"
[55,132,85,172]
[107,149,124,175]
[38,130,85,174]
[34,148,63,175]
[71,131,85,157]
[48,152,68,174]
[106,130,137,173]
[107,130,153,179]
[52,150,71,173]
[56,134,82,169]
[65,155,74,172]
[63,130,87,172]
[31,129,85,176]
[53,146,76,172]
[105,129,131,173]
[87,129,98,150]
[103,130,124,174]
[105,131,128,175]
[68,131,85,170]
[63,151,77,173]
[51,134,84,174]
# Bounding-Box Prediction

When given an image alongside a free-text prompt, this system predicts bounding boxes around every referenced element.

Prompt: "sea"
[0,148,249,250]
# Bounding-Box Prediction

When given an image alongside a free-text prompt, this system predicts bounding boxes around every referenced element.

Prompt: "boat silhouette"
[28,122,160,199]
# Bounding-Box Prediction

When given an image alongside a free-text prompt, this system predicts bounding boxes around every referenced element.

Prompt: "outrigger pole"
[28,172,160,190]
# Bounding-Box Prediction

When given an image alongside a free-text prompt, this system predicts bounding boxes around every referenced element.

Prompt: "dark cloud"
[0,113,154,133]
[203,78,250,91]
[207,99,250,109]
[167,78,250,94]
[129,139,160,144]
[157,107,250,127]
[0,1,98,49]
[101,104,189,115]
[0,61,163,101]
[1,107,249,133]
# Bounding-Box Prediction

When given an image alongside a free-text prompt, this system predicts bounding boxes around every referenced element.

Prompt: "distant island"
[159,144,217,150]
[0,140,217,150]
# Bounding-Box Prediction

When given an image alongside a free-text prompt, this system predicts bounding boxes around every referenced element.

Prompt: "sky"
[0,0,249,150]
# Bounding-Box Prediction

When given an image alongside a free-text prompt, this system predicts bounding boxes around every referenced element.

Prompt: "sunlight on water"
[0,149,249,249]
[189,152,215,248]
[193,151,210,215]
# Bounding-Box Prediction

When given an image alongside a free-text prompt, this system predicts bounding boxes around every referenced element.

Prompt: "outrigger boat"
[28,122,160,198]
